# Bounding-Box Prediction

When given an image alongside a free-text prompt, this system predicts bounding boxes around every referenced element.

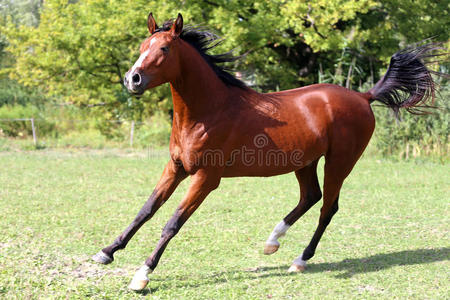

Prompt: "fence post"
[30,118,37,146]
[130,121,135,147]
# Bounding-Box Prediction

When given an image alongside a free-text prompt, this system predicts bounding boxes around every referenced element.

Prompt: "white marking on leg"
[266,220,290,246]
[128,265,152,291]
[92,250,112,264]
[288,255,307,272]
[292,255,307,267]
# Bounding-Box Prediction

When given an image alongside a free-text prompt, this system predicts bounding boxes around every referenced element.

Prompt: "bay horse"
[92,13,441,291]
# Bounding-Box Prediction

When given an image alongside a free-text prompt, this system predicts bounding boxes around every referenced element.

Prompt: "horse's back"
[267,83,375,136]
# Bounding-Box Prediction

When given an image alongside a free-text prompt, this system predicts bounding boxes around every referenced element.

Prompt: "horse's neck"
[169,41,233,124]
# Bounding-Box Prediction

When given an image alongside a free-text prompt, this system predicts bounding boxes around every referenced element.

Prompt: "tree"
[2,0,176,120]
[1,0,448,120]
[0,0,45,106]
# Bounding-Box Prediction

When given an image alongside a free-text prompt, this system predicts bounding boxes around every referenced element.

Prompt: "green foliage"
[0,1,48,112]
[0,104,55,137]
[0,0,448,156]
[0,0,43,69]
[2,0,448,108]
[135,112,172,146]
[0,103,173,149]
[2,0,173,122]
[51,128,109,149]
[91,113,171,145]
[0,0,42,27]
[0,78,47,106]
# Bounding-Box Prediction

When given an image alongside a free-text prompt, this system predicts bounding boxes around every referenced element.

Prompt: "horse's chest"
[170,124,214,173]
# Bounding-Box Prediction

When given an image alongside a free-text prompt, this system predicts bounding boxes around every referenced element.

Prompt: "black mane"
[155,21,247,89]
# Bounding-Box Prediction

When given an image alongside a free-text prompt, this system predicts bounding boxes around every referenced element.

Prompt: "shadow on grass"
[303,247,449,278]
[146,247,449,292]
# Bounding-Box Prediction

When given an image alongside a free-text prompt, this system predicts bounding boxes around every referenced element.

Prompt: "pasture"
[0,149,448,299]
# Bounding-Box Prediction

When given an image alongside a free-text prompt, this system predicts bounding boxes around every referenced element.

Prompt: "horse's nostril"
[132,73,141,85]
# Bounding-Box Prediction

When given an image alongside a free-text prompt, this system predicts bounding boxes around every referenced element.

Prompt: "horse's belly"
[220,146,323,177]
[221,165,296,177]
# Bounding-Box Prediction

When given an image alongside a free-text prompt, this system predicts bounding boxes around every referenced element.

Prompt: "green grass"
[0,149,448,299]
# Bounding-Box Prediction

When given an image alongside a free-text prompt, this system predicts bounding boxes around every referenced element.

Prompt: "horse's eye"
[161,46,169,53]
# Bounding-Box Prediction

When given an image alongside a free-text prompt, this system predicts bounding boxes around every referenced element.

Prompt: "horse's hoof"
[263,244,279,255]
[128,265,151,291]
[91,251,113,265]
[288,264,306,273]
[128,278,149,291]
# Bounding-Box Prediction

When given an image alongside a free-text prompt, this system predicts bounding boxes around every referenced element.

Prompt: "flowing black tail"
[368,42,446,116]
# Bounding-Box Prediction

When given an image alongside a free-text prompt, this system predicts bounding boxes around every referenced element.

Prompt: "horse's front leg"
[92,160,187,264]
[128,169,221,291]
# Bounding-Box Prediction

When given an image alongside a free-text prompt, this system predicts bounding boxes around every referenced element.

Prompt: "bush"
[0,79,46,107]
[135,113,171,147]
[0,105,56,138]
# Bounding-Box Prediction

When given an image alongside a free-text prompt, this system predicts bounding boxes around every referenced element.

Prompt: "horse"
[92,13,442,291]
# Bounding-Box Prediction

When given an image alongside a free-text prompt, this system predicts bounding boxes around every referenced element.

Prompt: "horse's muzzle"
[124,71,147,95]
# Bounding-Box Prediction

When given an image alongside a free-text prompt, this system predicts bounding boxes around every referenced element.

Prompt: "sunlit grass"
[0,150,448,299]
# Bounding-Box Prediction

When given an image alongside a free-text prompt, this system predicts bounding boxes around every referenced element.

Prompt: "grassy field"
[0,149,448,299]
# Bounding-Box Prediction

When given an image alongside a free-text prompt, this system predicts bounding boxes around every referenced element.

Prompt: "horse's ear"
[148,12,158,35]
[171,13,183,37]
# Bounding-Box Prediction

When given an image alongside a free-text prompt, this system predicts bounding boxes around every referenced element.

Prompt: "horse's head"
[124,13,183,95]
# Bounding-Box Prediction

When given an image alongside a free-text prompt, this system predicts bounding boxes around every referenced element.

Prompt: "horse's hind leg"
[264,159,322,255]
[288,152,359,272]
[92,160,187,264]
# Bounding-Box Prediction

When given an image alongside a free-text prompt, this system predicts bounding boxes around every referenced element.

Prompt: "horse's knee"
[309,190,322,205]
[135,190,159,221]
[327,200,339,219]
[319,200,339,225]
[302,185,322,206]
[331,201,339,214]
[161,219,179,241]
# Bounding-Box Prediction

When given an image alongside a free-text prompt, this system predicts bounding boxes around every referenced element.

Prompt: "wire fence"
[0,118,150,147]
[0,118,38,146]
[1,118,448,158]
